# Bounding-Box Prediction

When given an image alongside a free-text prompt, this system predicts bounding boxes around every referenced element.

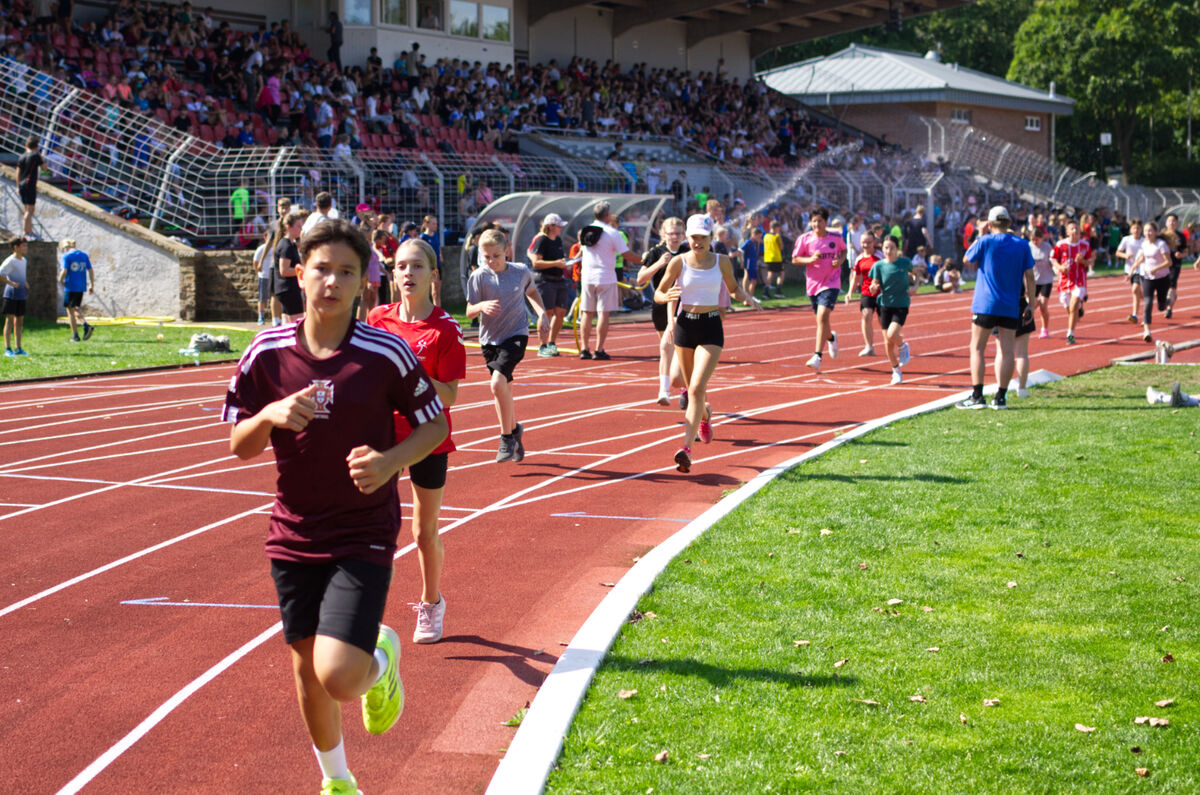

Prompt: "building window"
[344,0,371,25]
[382,0,409,26]
[1025,116,1042,132]
[449,0,478,37]
[481,4,510,41]
[416,1,442,30]
[950,108,971,125]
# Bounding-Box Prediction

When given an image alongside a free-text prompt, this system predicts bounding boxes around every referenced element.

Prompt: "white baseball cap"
[987,205,1011,222]
[685,214,713,237]
[542,212,565,227]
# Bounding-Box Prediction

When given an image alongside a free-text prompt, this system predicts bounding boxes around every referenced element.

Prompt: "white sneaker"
[898,342,910,366]
[656,391,670,406]
[827,332,839,359]
[1016,387,1029,399]
[1147,386,1169,405]
[890,368,903,385]
[412,596,446,643]
[806,353,822,372]
[858,346,874,357]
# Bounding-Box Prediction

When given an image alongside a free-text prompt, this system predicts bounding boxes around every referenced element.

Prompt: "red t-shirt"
[223,321,445,566]
[367,303,465,455]
[853,252,882,297]
[1052,238,1091,290]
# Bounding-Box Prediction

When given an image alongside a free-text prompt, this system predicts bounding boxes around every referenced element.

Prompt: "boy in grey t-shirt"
[466,229,548,463]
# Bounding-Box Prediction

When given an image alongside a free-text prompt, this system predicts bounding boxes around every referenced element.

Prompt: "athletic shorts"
[64,291,84,308]
[878,306,909,328]
[482,334,527,382]
[19,185,36,206]
[651,301,669,333]
[278,286,304,316]
[580,282,620,313]
[2,298,25,316]
[809,287,839,313]
[409,452,448,490]
[270,557,393,654]
[972,312,1019,330]
[1169,264,1181,290]
[673,310,723,349]
[536,280,572,312]
[1059,284,1087,306]
[257,276,269,304]
[859,294,879,312]
[744,260,757,280]
[1034,283,1053,299]
[763,260,784,274]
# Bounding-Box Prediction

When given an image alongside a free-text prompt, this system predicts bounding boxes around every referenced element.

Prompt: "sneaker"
[496,434,515,463]
[890,368,903,385]
[1066,333,1076,345]
[827,332,839,359]
[362,625,403,734]
[1170,382,1186,408]
[511,422,525,463]
[698,406,714,444]
[537,344,553,358]
[1128,314,1139,324]
[679,388,689,412]
[3,349,11,357]
[1165,308,1173,319]
[70,334,80,342]
[858,346,874,357]
[674,446,692,473]
[1143,332,1153,343]
[806,353,822,372]
[14,349,27,356]
[1147,386,1170,405]
[656,391,670,406]
[321,774,362,795]
[1038,328,1050,338]
[594,349,611,360]
[412,596,446,644]
[1016,388,1030,399]
[989,396,1007,410]
[1077,307,1084,318]
[257,314,265,325]
[955,394,987,410]
[83,322,94,340]
[579,349,592,360]
[547,342,559,356]
[898,341,910,366]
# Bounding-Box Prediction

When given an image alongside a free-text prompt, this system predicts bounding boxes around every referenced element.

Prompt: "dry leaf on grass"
[617,689,637,700]
[1006,581,1017,588]
[960,713,968,725]
[1162,653,1175,663]
[834,658,849,668]
[637,658,656,665]
[887,598,904,606]
[926,647,940,653]
[1134,716,1170,727]
[1154,698,1174,708]
[909,695,927,703]
[1131,747,1142,754]
[834,750,848,757]
[793,640,810,647]
[853,698,882,706]
[1136,768,1149,777]
[653,750,669,763]
[1160,625,1170,632]
[1075,724,1097,733]
[858,562,869,570]
[921,606,934,612]
[820,528,834,536]
[859,459,868,464]
[983,698,1000,707]
[697,753,711,760]
[787,529,802,534]
[659,685,667,691]
[644,612,657,620]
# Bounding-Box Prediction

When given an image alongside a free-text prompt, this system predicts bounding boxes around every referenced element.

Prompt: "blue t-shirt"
[61,249,93,293]
[420,231,442,266]
[965,232,1034,318]
[740,238,761,273]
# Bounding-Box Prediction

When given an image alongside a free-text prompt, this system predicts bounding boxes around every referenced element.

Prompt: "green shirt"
[230,187,250,221]
[869,256,914,308]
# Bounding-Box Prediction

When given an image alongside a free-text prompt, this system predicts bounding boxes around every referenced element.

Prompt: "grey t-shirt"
[467,263,535,345]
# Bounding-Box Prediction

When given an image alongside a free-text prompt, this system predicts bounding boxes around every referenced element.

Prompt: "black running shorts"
[270,557,392,654]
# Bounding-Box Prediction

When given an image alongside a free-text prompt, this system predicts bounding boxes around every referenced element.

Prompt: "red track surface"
[1,273,1195,793]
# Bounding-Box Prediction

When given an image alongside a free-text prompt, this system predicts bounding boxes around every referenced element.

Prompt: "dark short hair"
[25,135,38,150]
[811,206,830,221]
[315,191,333,211]
[299,218,371,275]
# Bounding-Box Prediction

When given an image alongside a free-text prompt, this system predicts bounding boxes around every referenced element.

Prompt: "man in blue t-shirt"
[59,240,95,342]
[956,206,1035,410]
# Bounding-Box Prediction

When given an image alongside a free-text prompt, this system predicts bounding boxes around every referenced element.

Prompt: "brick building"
[760,44,1074,158]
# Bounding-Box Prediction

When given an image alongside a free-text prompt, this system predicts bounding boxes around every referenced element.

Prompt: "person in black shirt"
[273,208,308,321]
[324,12,343,73]
[902,205,929,259]
[529,213,569,357]
[16,136,43,237]
[637,216,690,406]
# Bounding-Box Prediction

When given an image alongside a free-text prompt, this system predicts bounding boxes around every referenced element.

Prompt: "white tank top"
[678,254,723,306]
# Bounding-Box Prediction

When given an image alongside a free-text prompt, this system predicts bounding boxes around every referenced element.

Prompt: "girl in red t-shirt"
[844,229,882,357]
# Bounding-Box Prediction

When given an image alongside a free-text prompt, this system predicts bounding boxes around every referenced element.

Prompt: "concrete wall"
[837,101,1051,157]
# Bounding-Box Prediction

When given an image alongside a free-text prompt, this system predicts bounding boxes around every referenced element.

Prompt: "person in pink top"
[791,206,847,372]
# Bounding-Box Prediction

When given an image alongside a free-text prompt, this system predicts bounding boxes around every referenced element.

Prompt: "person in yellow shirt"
[762,220,785,298]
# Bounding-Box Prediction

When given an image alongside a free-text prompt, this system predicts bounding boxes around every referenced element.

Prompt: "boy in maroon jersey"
[224,219,448,794]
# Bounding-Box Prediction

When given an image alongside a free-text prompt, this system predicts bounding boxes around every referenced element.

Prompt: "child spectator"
[0,237,29,356]
[59,238,95,341]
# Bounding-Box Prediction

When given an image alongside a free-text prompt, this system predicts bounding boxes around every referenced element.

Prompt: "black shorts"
[1035,283,1053,299]
[673,310,724,349]
[2,298,25,316]
[270,557,393,654]
[482,335,527,382]
[277,286,304,316]
[19,186,36,206]
[536,280,572,312]
[763,260,784,273]
[64,291,84,308]
[809,287,839,313]
[1169,264,1181,290]
[409,452,448,490]
[651,301,669,333]
[1015,296,1036,338]
[859,294,879,312]
[972,312,1019,330]
[878,306,909,328]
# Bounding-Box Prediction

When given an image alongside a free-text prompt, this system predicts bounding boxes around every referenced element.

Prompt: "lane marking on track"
[552,511,690,523]
[0,423,218,474]
[121,597,277,609]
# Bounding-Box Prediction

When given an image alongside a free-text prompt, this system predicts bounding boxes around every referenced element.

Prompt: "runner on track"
[1162,212,1186,319]
[1050,220,1093,345]
[1027,227,1054,337]
[224,219,448,795]
[1131,221,1174,343]
[528,213,570,358]
[792,206,846,373]
[368,238,466,644]
[1115,220,1144,325]
[654,214,762,473]
[636,216,689,406]
[845,229,881,357]
[870,235,916,385]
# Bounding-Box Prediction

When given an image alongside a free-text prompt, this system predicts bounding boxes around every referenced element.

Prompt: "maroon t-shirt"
[223,320,444,566]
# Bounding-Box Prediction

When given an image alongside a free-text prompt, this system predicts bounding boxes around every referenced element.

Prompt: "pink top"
[266,76,281,104]
[793,231,846,295]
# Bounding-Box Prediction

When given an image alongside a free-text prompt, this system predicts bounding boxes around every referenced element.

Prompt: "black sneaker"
[511,423,525,462]
[82,322,94,341]
[989,396,1007,410]
[594,349,611,360]
[955,395,987,410]
[496,434,515,463]
[70,334,80,343]
[579,349,592,360]
[1166,308,1173,319]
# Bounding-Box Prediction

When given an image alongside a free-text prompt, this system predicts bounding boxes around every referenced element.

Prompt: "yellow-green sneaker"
[320,772,362,795]
[362,624,403,734]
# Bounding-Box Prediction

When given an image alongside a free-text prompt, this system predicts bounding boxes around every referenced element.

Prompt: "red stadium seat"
[68,35,80,48]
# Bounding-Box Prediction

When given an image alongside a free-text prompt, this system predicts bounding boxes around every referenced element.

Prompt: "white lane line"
[0,416,214,448]
[0,421,216,473]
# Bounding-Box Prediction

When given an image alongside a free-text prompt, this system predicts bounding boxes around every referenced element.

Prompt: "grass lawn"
[0,318,258,381]
[546,365,1199,793]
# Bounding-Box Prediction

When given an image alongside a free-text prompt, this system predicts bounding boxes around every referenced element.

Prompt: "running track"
[1,273,1194,794]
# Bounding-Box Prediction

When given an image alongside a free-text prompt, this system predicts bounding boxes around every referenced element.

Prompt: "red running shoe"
[698,406,714,444]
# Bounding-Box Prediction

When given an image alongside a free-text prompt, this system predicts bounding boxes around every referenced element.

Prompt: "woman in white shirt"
[1115,220,1144,324]
[1028,227,1055,337]
[1131,221,1172,342]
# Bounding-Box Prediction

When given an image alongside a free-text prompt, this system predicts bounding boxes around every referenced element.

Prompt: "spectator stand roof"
[760,44,1076,116]
[461,192,670,283]
[530,0,973,58]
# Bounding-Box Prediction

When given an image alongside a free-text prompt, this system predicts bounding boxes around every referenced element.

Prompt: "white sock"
[314,739,350,780]
[373,647,389,685]
[893,367,902,376]
[659,374,670,393]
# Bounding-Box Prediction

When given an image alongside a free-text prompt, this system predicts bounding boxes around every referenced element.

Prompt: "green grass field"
[547,365,1199,793]
[0,318,258,381]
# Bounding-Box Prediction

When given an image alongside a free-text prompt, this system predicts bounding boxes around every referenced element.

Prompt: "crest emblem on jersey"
[311,379,334,418]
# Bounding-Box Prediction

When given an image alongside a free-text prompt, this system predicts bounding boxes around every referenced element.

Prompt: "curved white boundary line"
[487,370,1063,795]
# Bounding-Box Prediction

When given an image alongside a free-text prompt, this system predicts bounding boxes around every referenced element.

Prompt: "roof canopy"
[760,44,1075,116]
